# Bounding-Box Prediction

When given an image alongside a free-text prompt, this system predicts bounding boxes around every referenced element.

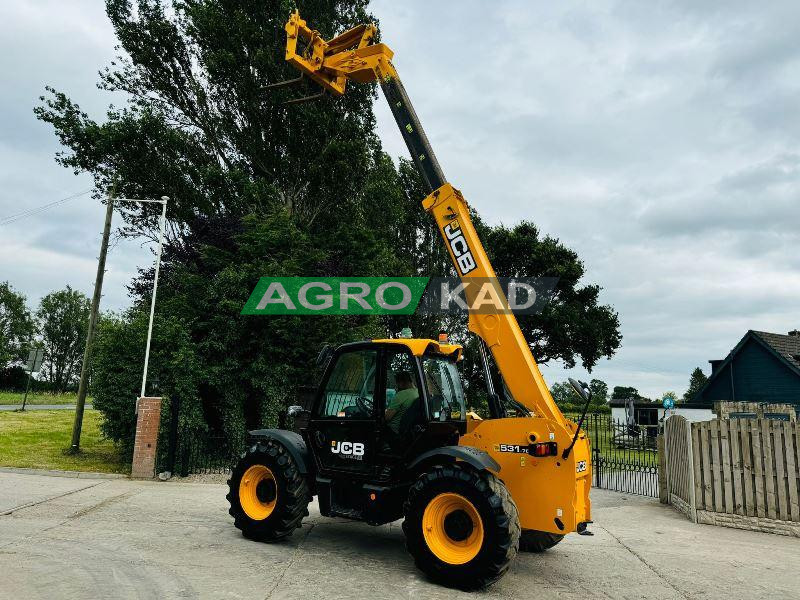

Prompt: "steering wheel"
[355,395,373,416]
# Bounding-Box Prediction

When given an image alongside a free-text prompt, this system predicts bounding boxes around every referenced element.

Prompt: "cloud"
[371,0,800,397]
[0,1,156,312]
[1,1,799,398]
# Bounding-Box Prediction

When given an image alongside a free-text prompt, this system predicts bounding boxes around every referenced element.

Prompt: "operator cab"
[302,337,467,523]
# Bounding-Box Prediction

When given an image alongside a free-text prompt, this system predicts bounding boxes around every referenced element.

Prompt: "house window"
[636,408,658,426]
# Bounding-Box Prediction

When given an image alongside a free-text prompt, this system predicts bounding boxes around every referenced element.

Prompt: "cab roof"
[371,338,463,361]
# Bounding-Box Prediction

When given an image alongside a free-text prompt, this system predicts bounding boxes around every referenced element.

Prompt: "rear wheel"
[226,439,310,541]
[518,529,564,552]
[402,464,520,589]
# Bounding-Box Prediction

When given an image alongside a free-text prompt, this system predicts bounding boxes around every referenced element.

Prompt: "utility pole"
[69,182,116,453]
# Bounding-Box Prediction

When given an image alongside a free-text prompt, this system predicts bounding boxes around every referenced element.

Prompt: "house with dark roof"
[696,330,800,412]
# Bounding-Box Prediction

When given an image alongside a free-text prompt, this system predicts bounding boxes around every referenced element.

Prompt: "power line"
[0,188,93,226]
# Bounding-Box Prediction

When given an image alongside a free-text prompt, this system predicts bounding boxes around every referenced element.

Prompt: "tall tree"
[36,287,90,393]
[589,379,609,407]
[483,221,621,370]
[550,381,577,410]
[0,282,35,367]
[683,367,708,402]
[37,0,401,440]
[37,1,622,443]
[612,385,640,400]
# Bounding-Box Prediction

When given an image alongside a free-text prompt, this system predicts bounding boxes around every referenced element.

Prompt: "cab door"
[307,346,382,476]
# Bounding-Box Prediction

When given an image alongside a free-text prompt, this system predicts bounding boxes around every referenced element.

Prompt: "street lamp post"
[116,196,169,405]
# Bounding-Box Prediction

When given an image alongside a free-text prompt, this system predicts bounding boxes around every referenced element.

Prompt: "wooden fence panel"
[665,416,689,503]
[729,419,743,515]
[740,419,754,517]
[720,419,734,514]
[710,420,723,512]
[691,424,703,513]
[774,422,787,521]
[751,420,765,518]
[797,422,800,518]
[761,419,776,519]
[700,422,713,510]
[787,421,800,522]
[668,418,799,524]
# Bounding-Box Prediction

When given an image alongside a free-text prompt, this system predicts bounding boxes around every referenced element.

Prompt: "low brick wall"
[131,397,162,479]
[696,510,800,537]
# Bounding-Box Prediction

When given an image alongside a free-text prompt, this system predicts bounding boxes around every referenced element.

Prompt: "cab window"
[383,349,423,436]
[421,355,466,421]
[320,349,377,418]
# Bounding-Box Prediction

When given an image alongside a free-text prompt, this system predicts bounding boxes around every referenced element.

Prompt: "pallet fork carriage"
[226,11,593,590]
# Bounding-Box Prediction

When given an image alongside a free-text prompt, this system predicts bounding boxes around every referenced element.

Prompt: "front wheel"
[226,439,310,541]
[402,464,520,590]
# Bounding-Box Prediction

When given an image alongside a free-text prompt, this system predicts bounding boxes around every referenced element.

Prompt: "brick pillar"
[132,397,162,478]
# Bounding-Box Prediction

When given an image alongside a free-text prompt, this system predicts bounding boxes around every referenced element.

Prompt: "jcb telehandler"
[227,12,593,589]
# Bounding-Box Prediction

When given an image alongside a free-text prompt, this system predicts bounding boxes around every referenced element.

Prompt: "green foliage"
[38,2,622,445]
[36,286,90,393]
[483,221,621,370]
[549,378,610,414]
[683,367,708,402]
[550,381,576,408]
[587,378,609,412]
[589,379,609,405]
[0,281,35,368]
[91,310,203,458]
[90,313,145,458]
[612,385,641,400]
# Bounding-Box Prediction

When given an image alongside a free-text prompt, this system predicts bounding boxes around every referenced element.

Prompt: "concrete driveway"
[0,471,797,600]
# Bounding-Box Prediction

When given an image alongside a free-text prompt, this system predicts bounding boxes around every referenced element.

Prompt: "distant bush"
[0,366,27,391]
[90,311,205,460]
[90,314,146,459]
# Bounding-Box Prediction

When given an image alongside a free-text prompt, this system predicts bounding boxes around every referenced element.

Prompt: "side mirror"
[568,377,591,403]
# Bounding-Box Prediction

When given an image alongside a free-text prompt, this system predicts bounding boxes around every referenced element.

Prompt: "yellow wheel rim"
[422,493,484,565]
[239,465,277,520]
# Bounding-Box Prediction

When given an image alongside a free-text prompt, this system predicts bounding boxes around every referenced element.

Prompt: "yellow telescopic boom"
[279,11,567,427]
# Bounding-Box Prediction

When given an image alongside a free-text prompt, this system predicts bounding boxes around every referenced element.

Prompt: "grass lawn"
[0,409,129,474]
[0,390,90,405]
[565,413,659,467]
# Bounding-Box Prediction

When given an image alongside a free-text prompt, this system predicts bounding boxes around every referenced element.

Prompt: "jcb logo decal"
[443,220,477,275]
[331,440,365,460]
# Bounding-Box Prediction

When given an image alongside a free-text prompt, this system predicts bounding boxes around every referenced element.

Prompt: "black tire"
[518,529,564,552]
[226,439,311,542]
[402,464,520,590]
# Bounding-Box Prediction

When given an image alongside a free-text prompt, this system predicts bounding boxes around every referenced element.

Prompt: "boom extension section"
[277,11,569,427]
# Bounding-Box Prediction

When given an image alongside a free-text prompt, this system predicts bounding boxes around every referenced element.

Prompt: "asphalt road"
[0,471,798,599]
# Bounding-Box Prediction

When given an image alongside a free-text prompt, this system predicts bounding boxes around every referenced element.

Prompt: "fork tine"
[263,73,304,90]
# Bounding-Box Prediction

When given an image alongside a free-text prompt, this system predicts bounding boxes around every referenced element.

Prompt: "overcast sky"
[1,1,798,398]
